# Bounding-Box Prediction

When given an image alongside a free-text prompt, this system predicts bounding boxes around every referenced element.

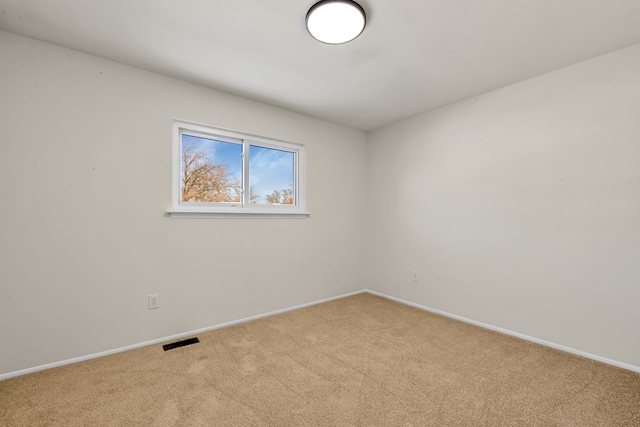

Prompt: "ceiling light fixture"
[306,0,366,44]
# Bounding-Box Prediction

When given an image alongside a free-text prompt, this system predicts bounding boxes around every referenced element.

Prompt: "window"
[170,120,308,218]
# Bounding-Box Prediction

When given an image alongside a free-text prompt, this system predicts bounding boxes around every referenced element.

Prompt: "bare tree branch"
[265,187,294,205]
[181,143,241,203]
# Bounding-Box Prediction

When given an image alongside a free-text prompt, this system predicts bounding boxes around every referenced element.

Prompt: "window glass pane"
[180,134,242,203]
[249,145,295,205]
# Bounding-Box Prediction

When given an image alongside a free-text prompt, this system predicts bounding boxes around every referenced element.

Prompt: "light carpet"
[1,293,639,426]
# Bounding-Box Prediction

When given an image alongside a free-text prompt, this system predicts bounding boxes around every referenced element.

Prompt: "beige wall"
[0,31,368,376]
[3,29,639,377]
[367,44,640,367]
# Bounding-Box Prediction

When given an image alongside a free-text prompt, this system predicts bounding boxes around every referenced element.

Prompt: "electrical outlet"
[412,271,419,282]
[148,294,159,310]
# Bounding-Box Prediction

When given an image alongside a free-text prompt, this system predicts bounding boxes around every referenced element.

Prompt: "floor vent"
[163,337,200,351]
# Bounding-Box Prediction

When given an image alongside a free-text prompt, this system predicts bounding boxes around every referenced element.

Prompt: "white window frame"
[169,120,308,218]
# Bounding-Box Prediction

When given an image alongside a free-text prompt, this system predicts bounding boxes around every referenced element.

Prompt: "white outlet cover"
[148,294,159,309]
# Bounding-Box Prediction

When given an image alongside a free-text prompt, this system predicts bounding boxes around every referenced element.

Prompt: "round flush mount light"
[306,0,366,44]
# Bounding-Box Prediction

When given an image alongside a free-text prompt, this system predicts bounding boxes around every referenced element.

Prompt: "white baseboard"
[0,289,367,380]
[366,289,640,374]
[3,288,638,380]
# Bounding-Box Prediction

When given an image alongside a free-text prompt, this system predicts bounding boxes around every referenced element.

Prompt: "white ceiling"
[1,0,640,131]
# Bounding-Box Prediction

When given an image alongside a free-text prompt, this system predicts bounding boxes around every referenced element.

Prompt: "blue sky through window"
[182,134,242,178]
[182,135,294,204]
[249,145,294,204]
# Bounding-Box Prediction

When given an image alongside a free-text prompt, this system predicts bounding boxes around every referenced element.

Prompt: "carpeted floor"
[1,292,639,426]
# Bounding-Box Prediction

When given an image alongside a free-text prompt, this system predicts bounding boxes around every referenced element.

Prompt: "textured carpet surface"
[1,293,639,426]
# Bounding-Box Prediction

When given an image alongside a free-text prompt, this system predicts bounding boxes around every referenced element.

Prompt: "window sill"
[167,210,310,219]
